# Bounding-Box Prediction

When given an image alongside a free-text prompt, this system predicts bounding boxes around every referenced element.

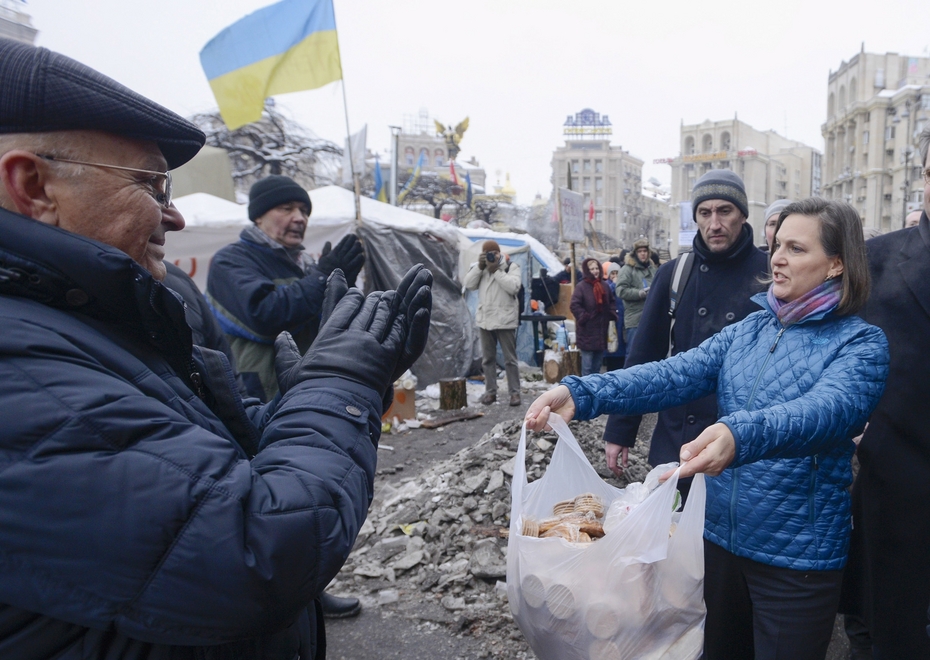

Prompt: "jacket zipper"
[809,455,819,525]
[730,324,786,548]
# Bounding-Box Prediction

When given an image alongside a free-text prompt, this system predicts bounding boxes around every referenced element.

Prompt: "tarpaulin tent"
[166,186,476,387]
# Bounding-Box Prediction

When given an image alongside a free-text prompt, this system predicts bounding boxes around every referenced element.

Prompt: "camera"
[486,251,497,263]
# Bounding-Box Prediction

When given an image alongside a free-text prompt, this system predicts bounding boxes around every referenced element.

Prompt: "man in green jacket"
[615,238,658,350]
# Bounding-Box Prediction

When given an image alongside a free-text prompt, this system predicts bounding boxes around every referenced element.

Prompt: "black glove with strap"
[318,234,365,287]
[274,265,432,409]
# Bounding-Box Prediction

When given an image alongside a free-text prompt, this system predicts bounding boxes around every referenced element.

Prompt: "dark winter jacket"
[0,207,380,659]
[207,228,327,401]
[566,293,889,570]
[569,275,617,352]
[615,253,658,329]
[840,212,930,657]
[604,225,769,466]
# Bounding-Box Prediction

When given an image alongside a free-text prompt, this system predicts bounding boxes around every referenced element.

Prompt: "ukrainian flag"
[200,0,343,130]
[373,155,387,203]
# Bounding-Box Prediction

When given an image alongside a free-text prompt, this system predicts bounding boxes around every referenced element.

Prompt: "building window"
[595,211,603,222]
[404,147,414,166]
[434,149,444,167]
[885,126,895,141]
[595,160,603,173]
[596,195,603,205]
[684,136,695,155]
[583,178,591,191]
[595,178,603,191]
[862,130,869,145]
[721,131,731,151]
[572,160,579,174]
[702,134,713,153]
[419,148,429,164]
[583,160,592,172]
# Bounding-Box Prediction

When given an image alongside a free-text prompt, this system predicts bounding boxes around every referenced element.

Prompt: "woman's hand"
[676,423,736,478]
[524,385,576,432]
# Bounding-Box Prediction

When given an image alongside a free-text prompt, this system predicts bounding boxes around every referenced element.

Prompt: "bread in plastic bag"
[506,416,706,660]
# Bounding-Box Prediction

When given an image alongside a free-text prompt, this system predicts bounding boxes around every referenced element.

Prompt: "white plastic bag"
[506,417,706,660]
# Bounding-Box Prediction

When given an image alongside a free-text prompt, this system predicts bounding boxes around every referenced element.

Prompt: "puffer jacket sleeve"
[563,322,735,420]
[570,283,589,324]
[722,323,889,467]
[208,245,327,340]
[0,316,379,646]
[492,261,522,296]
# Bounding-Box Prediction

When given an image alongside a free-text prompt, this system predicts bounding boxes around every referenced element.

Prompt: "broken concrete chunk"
[485,470,504,493]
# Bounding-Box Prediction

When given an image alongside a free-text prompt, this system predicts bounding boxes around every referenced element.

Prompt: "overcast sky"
[24,0,930,204]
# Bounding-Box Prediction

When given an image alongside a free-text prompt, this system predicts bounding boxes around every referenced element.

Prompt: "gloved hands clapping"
[318,234,365,286]
[274,265,433,409]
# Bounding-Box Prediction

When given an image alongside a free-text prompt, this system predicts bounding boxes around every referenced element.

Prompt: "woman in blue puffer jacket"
[526,198,889,660]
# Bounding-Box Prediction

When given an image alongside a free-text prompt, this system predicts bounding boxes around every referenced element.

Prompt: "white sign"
[559,188,585,243]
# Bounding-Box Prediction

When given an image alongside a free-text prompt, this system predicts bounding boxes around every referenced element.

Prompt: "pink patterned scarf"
[766,277,843,326]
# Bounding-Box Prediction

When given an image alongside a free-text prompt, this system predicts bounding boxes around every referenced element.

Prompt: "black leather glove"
[274,269,350,395]
[318,234,365,286]
[275,265,432,407]
[478,253,487,270]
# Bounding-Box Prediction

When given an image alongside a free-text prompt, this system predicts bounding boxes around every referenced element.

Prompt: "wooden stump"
[563,350,581,376]
[543,349,583,383]
[439,377,467,410]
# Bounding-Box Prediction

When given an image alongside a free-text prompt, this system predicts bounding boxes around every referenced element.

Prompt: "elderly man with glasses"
[0,38,432,659]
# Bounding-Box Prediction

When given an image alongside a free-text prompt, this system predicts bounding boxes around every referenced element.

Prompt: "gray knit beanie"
[763,198,793,221]
[691,169,748,222]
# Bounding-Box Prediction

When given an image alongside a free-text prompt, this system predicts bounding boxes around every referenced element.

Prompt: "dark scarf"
[693,223,756,264]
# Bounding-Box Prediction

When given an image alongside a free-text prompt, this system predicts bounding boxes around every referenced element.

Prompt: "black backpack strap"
[666,251,695,358]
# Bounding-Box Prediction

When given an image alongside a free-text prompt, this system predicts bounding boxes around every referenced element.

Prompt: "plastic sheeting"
[358,218,475,388]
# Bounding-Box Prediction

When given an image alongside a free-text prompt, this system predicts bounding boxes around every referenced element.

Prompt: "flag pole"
[332,0,361,222]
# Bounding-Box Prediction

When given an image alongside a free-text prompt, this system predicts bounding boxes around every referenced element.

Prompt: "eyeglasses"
[37,154,172,208]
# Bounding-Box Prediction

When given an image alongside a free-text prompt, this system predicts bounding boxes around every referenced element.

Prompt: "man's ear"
[0,151,60,224]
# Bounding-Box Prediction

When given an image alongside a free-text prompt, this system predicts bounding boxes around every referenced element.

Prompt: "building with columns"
[662,118,821,249]
[821,48,930,232]
[551,108,669,250]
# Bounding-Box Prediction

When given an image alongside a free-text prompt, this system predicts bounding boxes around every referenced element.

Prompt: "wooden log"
[562,350,581,377]
[543,350,563,384]
[439,377,467,410]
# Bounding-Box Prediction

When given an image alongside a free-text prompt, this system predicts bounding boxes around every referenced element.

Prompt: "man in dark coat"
[0,38,432,659]
[207,176,365,402]
[840,126,930,659]
[602,170,768,493]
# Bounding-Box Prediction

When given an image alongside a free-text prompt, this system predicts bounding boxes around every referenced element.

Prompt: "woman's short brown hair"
[774,198,870,316]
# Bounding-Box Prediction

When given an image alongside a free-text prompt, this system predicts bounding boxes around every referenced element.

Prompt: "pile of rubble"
[329,414,656,658]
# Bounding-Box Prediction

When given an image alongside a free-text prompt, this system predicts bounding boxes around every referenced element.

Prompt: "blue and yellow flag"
[372,155,387,203]
[200,0,343,130]
[397,151,425,204]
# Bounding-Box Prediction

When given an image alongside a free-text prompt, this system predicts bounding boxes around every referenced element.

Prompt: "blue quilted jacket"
[565,293,889,570]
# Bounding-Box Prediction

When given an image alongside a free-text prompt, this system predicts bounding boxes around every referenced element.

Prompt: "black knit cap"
[248,175,312,221]
[691,169,748,222]
[0,38,205,170]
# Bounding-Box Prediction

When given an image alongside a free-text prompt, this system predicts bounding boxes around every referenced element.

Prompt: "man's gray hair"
[919,124,930,169]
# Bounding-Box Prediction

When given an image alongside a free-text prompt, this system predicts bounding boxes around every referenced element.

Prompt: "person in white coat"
[463,240,522,406]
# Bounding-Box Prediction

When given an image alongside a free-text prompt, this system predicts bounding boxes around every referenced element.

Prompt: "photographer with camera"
[463,240,523,406]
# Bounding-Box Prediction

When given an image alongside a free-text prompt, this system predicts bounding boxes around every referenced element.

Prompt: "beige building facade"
[821,49,930,232]
[551,109,669,250]
[664,119,821,248]
[0,0,37,44]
